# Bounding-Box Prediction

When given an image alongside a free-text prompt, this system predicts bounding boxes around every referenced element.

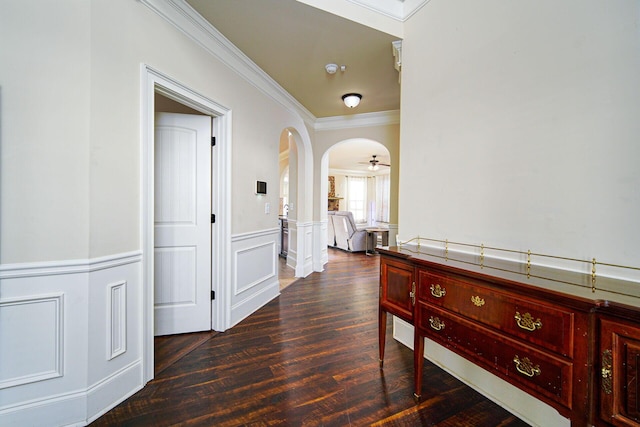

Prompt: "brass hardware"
[513,355,541,377]
[601,349,612,394]
[430,284,446,298]
[429,316,445,331]
[514,312,542,332]
[445,239,448,261]
[396,236,640,294]
[480,244,484,269]
[591,258,597,293]
[471,296,485,307]
[410,282,416,306]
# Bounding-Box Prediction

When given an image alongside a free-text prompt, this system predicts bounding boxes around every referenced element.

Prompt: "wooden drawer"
[417,269,574,357]
[418,303,573,409]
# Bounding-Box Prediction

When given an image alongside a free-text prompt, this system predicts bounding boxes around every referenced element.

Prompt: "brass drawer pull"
[514,312,542,332]
[429,316,445,331]
[430,284,446,298]
[513,355,541,377]
[601,349,612,394]
[471,295,485,307]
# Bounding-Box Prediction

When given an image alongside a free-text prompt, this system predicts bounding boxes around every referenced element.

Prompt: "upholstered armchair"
[332,211,367,252]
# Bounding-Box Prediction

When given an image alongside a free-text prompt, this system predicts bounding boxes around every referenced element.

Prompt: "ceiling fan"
[359,155,390,171]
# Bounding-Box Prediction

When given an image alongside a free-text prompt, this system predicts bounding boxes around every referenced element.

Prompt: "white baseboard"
[0,252,143,427]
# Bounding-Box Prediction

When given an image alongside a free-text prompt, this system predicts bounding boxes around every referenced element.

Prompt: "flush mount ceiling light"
[342,93,362,108]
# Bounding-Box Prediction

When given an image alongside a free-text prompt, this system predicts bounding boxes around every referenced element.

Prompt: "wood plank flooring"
[92,249,530,426]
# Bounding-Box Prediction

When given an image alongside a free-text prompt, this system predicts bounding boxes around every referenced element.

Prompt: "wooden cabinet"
[378,247,640,426]
[596,304,640,426]
[378,255,414,366]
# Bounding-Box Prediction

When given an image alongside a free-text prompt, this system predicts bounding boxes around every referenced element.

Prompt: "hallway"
[92,249,529,426]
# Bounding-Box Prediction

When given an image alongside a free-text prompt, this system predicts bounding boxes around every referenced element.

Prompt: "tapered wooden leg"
[414,331,424,400]
[379,309,387,367]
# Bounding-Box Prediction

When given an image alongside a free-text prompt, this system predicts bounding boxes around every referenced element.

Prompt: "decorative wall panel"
[108,281,127,360]
[0,294,64,389]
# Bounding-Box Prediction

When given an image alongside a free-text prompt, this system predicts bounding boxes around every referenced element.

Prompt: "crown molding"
[315,110,400,131]
[346,0,431,22]
[139,0,317,125]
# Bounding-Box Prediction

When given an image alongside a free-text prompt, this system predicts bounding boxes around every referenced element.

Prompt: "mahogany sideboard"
[378,247,640,426]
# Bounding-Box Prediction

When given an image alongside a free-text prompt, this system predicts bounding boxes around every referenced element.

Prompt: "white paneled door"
[154,112,212,336]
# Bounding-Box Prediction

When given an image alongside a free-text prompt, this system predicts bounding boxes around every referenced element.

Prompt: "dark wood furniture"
[365,227,389,256]
[378,246,640,426]
[595,302,640,426]
[279,217,288,257]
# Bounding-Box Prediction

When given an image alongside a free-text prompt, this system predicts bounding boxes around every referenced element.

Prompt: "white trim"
[141,64,233,385]
[0,251,141,279]
[234,241,277,295]
[86,360,143,424]
[315,110,400,131]
[139,0,316,126]
[346,0,431,22]
[0,293,64,390]
[232,227,280,242]
[107,281,127,361]
[138,1,403,129]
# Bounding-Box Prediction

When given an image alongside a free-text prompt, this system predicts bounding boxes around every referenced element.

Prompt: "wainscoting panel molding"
[235,242,277,295]
[0,251,143,427]
[108,281,127,361]
[0,293,64,389]
[230,229,280,327]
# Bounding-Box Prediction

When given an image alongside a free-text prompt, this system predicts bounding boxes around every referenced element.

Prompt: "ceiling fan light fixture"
[342,93,362,108]
[368,163,379,171]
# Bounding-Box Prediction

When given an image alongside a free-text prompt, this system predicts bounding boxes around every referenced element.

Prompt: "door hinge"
[211,214,216,223]
[211,136,216,147]
[211,290,216,300]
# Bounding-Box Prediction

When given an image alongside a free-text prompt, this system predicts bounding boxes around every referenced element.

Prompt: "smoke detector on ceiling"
[325,63,338,74]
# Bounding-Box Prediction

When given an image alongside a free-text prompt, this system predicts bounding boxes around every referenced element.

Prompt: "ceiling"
[185,0,402,119]
[328,140,390,173]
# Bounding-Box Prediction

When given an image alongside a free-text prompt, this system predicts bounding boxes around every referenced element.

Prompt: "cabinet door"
[599,318,640,426]
[380,257,414,322]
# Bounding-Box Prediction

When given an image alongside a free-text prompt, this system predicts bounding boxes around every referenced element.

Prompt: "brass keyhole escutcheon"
[471,295,485,307]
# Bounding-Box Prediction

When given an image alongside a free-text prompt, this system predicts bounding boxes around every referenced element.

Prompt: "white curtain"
[375,174,390,223]
[345,176,367,223]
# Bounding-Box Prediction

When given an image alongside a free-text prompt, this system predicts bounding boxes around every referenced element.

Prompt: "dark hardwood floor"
[92,249,530,426]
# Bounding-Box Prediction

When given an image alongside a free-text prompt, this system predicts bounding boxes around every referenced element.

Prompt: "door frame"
[141,65,232,383]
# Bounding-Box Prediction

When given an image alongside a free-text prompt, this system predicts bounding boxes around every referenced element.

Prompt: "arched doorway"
[279,127,314,278]
[320,138,398,264]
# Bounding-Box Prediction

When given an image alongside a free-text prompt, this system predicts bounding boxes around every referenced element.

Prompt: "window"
[346,176,366,223]
[375,174,390,223]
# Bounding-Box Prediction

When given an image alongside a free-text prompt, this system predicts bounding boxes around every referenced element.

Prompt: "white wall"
[0,0,91,264]
[397,1,640,425]
[0,0,311,424]
[400,0,640,268]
